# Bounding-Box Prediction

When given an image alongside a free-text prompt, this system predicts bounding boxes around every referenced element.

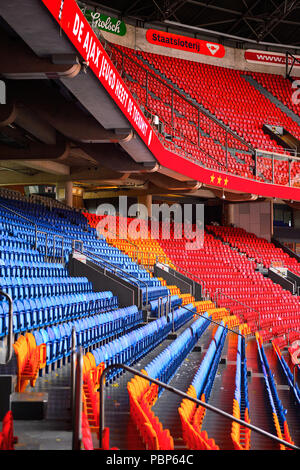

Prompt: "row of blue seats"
[149,295,183,317]
[234,335,250,417]
[191,323,227,398]
[33,305,142,367]
[91,311,193,382]
[144,312,211,395]
[0,196,164,296]
[0,276,93,300]
[0,252,45,263]
[256,337,288,434]
[0,263,67,279]
[142,286,170,304]
[201,327,227,402]
[272,346,300,407]
[0,196,165,299]
[0,291,118,336]
[0,199,87,231]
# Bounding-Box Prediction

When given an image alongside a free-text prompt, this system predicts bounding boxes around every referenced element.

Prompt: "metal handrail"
[142,100,227,170]
[72,346,83,451]
[98,363,299,450]
[84,248,148,307]
[155,258,209,300]
[72,239,84,253]
[179,304,244,339]
[0,291,13,365]
[105,40,254,153]
[74,248,149,307]
[53,234,64,264]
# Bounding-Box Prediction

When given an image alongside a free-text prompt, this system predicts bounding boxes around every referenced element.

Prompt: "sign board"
[156,262,169,272]
[146,29,225,59]
[73,252,86,264]
[270,266,288,277]
[245,49,300,68]
[81,7,126,36]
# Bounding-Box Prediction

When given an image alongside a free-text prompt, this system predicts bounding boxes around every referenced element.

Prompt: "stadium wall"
[227,200,273,241]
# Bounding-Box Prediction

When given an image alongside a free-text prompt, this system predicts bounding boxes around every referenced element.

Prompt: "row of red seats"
[0,411,17,450]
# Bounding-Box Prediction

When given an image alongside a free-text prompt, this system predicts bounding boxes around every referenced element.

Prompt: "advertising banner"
[245,49,300,67]
[146,29,225,58]
[81,7,126,36]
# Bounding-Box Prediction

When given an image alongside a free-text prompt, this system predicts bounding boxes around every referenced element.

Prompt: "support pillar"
[137,194,152,219]
[65,181,73,208]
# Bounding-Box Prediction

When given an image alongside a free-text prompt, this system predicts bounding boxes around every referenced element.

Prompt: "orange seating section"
[179,293,195,306]
[222,315,240,329]
[166,285,181,296]
[178,386,219,450]
[273,412,294,451]
[127,372,174,450]
[13,333,46,392]
[208,308,230,322]
[193,300,216,313]
[81,412,95,450]
[82,353,105,431]
[239,323,252,336]
[231,399,251,450]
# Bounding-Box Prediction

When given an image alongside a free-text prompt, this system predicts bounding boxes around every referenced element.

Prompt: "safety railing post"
[72,347,83,451]
[98,363,299,451]
[70,327,77,426]
[171,308,175,333]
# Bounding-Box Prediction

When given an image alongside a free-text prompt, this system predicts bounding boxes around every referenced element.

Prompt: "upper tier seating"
[109,44,300,186]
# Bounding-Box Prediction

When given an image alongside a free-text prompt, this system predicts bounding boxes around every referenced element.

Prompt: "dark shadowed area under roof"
[81,0,300,50]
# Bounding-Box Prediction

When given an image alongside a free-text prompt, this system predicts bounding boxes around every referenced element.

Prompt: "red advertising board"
[146,29,225,58]
[245,49,300,67]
